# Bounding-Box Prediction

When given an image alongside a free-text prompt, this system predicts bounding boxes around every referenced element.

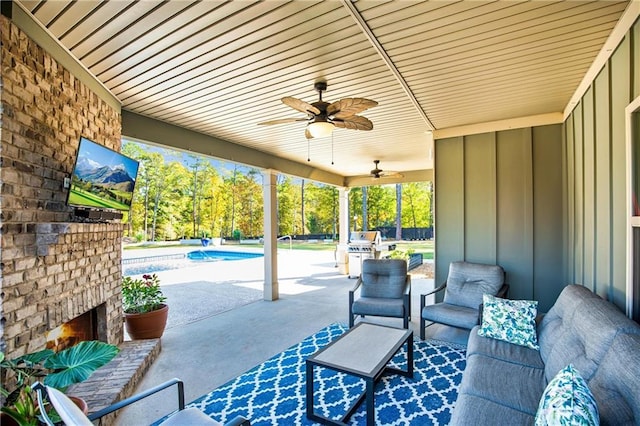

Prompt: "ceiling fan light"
[307,121,334,138]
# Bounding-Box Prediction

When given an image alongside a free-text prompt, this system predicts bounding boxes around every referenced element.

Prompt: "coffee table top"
[308,323,412,377]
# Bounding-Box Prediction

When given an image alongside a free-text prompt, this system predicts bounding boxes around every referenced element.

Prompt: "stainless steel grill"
[348,231,381,253]
[347,231,396,278]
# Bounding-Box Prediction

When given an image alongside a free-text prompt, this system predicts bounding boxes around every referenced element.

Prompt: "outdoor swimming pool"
[123,250,263,276]
[186,250,263,261]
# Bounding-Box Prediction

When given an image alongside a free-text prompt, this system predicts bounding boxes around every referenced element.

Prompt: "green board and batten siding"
[435,125,563,312]
[434,18,639,314]
[564,20,639,308]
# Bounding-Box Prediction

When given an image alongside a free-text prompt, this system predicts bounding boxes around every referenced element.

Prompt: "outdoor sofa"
[451,284,640,425]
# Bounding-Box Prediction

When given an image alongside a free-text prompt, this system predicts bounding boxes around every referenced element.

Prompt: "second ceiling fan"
[258,82,378,139]
[369,160,403,179]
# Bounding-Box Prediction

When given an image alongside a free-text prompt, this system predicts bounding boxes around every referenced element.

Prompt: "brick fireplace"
[0,15,125,359]
[0,14,161,424]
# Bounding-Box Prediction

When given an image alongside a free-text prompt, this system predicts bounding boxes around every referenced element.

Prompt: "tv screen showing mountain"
[67,137,140,212]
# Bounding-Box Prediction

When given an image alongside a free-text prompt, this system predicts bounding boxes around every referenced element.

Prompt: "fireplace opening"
[46,304,107,352]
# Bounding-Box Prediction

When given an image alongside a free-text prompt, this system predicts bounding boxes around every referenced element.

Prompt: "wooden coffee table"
[306,322,413,426]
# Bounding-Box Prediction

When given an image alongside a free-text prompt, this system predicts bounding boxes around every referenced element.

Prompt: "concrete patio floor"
[115,247,466,425]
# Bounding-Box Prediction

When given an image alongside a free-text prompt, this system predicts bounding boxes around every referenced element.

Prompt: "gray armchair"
[34,379,250,426]
[419,261,508,340]
[349,258,411,329]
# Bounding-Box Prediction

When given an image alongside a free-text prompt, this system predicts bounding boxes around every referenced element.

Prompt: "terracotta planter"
[124,304,169,339]
[69,396,89,414]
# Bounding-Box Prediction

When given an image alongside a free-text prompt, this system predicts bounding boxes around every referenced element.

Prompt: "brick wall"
[1,16,124,358]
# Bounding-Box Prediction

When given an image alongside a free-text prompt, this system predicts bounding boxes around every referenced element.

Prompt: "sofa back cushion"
[588,333,640,425]
[538,285,640,383]
[443,261,504,309]
[360,258,407,299]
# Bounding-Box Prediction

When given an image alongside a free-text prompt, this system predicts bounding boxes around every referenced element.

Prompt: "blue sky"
[122,138,250,175]
[79,137,139,177]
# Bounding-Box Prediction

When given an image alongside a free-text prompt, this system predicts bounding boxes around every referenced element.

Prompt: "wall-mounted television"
[67,137,140,213]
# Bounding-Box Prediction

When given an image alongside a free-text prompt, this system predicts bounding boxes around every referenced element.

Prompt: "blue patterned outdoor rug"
[170,323,466,425]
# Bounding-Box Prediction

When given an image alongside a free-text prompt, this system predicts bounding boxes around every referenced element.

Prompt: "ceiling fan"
[258,82,378,139]
[370,160,403,179]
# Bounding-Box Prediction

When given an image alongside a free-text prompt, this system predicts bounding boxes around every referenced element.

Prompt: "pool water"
[186,250,263,261]
[123,250,263,276]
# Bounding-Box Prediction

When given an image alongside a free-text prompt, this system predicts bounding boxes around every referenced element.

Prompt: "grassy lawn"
[124,239,434,259]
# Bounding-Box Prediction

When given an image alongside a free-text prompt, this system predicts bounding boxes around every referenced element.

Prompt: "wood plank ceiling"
[15,0,630,181]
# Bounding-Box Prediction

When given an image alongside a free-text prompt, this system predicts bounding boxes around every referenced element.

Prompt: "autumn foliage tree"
[123,141,432,241]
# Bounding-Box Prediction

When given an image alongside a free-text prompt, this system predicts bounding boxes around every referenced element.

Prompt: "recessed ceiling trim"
[340,0,435,130]
[563,0,640,119]
[433,113,564,139]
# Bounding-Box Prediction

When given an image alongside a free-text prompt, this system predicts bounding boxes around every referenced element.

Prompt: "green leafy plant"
[122,273,166,314]
[389,248,415,260]
[1,386,42,426]
[1,341,119,424]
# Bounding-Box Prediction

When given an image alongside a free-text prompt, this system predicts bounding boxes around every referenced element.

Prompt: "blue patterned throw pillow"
[477,294,539,350]
[535,364,600,426]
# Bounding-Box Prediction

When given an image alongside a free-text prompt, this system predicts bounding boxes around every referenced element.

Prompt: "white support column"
[263,169,278,301]
[336,187,351,275]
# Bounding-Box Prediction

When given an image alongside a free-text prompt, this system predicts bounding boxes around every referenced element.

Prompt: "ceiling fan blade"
[334,115,373,131]
[327,98,378,118]
[282,97,321,116]
[258,118,308,126]
[379,171,404,178]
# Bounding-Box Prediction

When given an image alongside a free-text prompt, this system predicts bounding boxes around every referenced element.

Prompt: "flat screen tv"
[67,137,140,213]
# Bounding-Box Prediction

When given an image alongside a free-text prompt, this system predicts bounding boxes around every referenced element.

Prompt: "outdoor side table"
[306,322,413,426]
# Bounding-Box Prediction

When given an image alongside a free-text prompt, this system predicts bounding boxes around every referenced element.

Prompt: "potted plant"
[389,248,423,271]
[122,273,168,339]
[0,340,119,425]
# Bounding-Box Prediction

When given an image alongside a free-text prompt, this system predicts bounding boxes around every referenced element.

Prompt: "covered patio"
[1,0,639,424]
[115,248,444,424]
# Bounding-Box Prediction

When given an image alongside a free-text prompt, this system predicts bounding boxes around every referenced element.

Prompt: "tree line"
[122,142,432,242]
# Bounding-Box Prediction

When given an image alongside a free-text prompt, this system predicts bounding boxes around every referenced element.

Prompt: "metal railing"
[277,235,292,250]
[122,254,186,264]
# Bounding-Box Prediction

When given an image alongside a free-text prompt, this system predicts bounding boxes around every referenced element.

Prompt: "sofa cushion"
[467,325,545,369]
[538,285,599,363]
[458,353,546,417]
[478,294,539,350]
[541,290,640,383]
[443,261,504,309]
[588,334,640,426]
[450,393,536,426]
[535,364,599,426]
[421,303,480,330]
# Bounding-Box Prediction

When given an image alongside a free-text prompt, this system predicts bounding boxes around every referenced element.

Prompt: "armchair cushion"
[360,258,408,299]
[443,261,504,309]
[352,297,406,317]
[421,303,480,330]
